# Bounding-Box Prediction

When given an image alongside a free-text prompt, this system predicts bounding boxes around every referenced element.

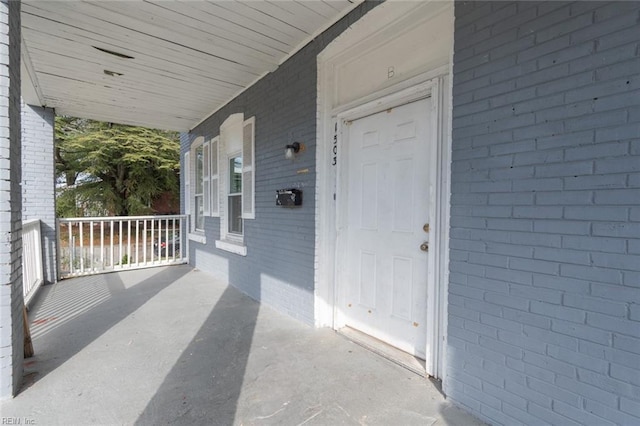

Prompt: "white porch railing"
[57,215,188,279]
[23,219,45,306]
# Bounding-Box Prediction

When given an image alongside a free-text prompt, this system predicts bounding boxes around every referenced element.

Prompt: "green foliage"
[55,116,180,217]
[55,187,82,218]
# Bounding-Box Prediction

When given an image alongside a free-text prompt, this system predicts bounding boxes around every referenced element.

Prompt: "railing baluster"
[150,219,155,263]
[110,220,114,268]
[157,219,162,263]
[135,219,140,265]
[67,221,72,273]
[79,221,84,273]
[165,218,169,262]
[127,219,131,268]
[100,221,105,272]
[172,217,176,260]
[90,220,94,272]
[179,216,184,262]
[143,219,148,266]
[119,220,123,268]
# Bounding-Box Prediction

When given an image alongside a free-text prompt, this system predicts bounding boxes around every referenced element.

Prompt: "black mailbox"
[276,189,303,207]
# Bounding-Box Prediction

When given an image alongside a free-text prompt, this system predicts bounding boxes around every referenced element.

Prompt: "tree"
[55,116,180,217]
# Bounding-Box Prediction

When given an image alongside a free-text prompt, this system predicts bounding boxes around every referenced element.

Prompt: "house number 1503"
[332,121,338,166]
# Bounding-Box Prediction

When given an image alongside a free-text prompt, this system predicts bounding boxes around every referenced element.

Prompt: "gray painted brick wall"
[181,2,380,325]
[22,102,56,285]
[0,0,22,400]
[450,1,640,424]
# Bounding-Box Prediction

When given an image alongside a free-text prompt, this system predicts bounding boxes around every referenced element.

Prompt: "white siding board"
[24,3,274,72]
[23,23,261,81]
[88,1,282,67]
[241,1,323,34]
[28,55,236,97]
[309,0,346,18]
[21,0,357,130]
[180,3,290,48]
[24,33,258,88]
[21,7,262,82]
[214,1,309,39]
[29,52,238,107]
[34,74,219,114]
[196,2,305,46]
[140,1,292,56]
[151,1,292,55]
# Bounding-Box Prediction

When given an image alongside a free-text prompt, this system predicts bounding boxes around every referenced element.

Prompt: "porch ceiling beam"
[21,37,45,107]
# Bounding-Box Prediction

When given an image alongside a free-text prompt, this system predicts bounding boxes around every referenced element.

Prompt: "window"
[186,115,253,250]
[184,152,190,215]
[203,141,211,216]
[194,144,204,231]
[212,114,255,256]
[241,117,255,219]
[185,136,207,242]
[210,137,220,216]
[228,155,243,235]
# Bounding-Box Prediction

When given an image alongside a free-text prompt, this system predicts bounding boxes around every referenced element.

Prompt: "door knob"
[420,242,429,252]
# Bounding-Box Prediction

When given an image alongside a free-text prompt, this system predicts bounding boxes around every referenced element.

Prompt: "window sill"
[215,239,247,256]
[188,233,206,244]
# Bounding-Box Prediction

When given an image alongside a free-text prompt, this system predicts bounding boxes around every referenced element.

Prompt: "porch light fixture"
[285,142,303,160]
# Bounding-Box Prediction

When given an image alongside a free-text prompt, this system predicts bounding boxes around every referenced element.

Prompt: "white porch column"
[22,102,56,284]
[0,0,22,399]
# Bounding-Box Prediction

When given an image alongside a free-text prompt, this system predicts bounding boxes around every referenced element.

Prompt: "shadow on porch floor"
[2,265,484,425]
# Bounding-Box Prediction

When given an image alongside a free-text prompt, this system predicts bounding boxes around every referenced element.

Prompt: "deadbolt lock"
[420,242,429,252]
[423,223,430,233]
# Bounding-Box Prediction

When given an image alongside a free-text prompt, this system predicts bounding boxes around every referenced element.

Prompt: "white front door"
[339,97,432,359]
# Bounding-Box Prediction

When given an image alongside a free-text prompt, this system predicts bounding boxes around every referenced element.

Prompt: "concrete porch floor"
[1,266,484,425]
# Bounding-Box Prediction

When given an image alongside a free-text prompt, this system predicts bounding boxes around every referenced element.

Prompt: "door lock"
[420,242,429,252]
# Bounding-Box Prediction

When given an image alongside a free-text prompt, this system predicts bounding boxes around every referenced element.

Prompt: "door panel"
[341,97,432,358]
[360,163,378,230]
[359,251,377,308]
[391,256,413,321]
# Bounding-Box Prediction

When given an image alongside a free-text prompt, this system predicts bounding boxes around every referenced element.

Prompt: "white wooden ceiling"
[21,1,360,131]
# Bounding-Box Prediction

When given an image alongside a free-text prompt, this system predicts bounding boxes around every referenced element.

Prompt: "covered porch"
[3,1,640,424]
[2,0,376,399]
[0,266,482,425]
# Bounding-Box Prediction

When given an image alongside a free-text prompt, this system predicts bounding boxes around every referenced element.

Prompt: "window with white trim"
[228,154,243,236]
[194,143,204,231]
[184,151,190,215]
[203,140,211,217]
[184,136,208,242]
[212,114,255,256]
[185,116,254,252]
[210,137,220,217]
[242,117,255,220]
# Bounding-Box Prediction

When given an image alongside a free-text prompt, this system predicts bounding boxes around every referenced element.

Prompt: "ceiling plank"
[143,1,292,55]
[24,34,252,93]
[88,1,282,67]
[24,2,276,72]
[21,0,359,130]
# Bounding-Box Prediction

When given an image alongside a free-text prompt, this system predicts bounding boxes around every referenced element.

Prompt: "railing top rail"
[58,215,187,222]
[22,219,41,227]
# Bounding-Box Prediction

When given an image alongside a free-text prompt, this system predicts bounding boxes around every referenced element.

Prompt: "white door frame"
[314,2,453,380]
[335,80,439,365]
